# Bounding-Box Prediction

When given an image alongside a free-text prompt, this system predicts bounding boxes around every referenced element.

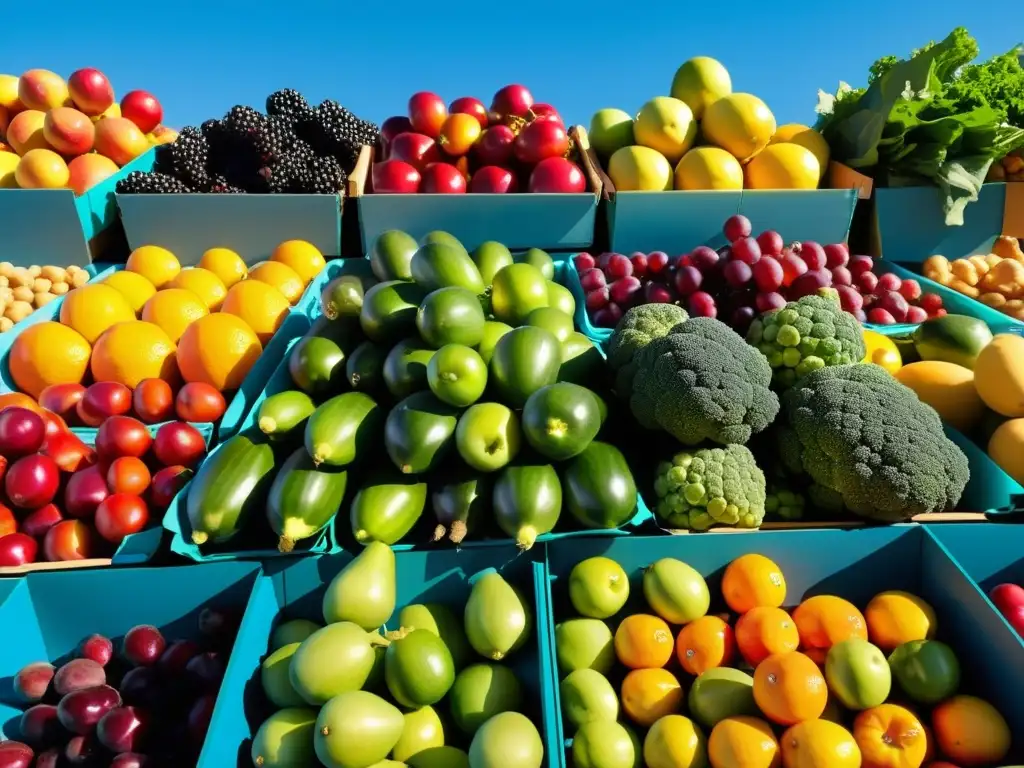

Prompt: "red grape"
[824,243,849,268]
[780,253,808,287]
[831,266,852,287]
[593,304,623,327]
[919,293,943,314]
[580,268,606,292]
[732,237,761,265]
[856,271,879,294]
[755,291,786,312]
[674,266,703,295]
[606,254,633,280]
[898,279,922,301]
[647,252,670,276]
[629,253,649,279]
[609,276,642,306]
[790,269,832,298]
[723,214,752,243]
[798,242,826,270]
[574,252,596,272]
[876,290,909,322]
[752,258,784,292]
[756,230,784,257]
[876,272,901,293]
[933,308,947,318]
[731,306,756,333]
[906,306,928,323]
[688,291,717,318]
[585,287,609,311]
[854,309,867,322]
[835,285,863,313]
[689,246,719,272]
[849,255,874,275]
[676,253,693,268]
[644,282,675,303]
[723,260,753,288]
[597,252,618,269]
[867,307,896,325]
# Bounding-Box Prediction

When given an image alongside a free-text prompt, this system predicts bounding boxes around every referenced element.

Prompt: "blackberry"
[254,116,301,164]
[260,154,310,193]
[266,89,311,122]
[303,155,347,194]
[207,176,245,193]
[165,127,209,190]
[117,171,193,194]
[224,105,265,146]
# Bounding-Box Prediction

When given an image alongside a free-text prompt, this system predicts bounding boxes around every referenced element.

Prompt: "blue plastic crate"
[202,545,555,766]
[540,526,1024,766]
[0,561,260,760]
[0,149,155,267]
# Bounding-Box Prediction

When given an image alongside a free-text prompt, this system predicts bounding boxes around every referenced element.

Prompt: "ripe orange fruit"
[708,716,780,768]
[169,267,227,311]
[620,667,684,727]
[176,313,262,392]
[931,695,1010,766]
[792,595,867,665]
[864,591,937,652]
[853,704,926,768]
[721,554,787,614]
[141,289,209,343]
[0,393,43,413]
[735,606,800,666]
[125,245,181,288]
[198,247,247,288]
[9,321,91,398]
[249,261,305,305]
[676,615,735,675]
[106,456,151,496]
[780,719,861,768]
[753,651,828,726]
[220,279,290,345]
[103,270,156,314]
[90,321,179,389]
[614,613,674,669]
[270,239,327,285]
[59,283,136,344]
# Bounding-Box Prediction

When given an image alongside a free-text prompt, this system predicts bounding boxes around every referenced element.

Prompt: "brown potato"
[12,286,34,303]
[70,271,89,288]
[33,292,56,308]
[8,269,31,288]
[5,301,34,323]
[0,262,14,279]
[0,317,12,332]
[50,281,70,296]
[27,265,41,278]
[40,266,67,283]
[32,278,52,294]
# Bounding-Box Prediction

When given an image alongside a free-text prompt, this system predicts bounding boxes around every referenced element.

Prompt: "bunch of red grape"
[575,215,947,332]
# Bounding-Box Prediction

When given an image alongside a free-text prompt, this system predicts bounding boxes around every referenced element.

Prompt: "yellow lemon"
[670,56,733,119]
[0,151,19,188]
[744,144,820,190]
[141,288,209,343]
[59,283,136,344]
[644,715,707,768]
[169,267,228,311]
[674,147,744,191]
[102,270,156,314]
[198,247,248,288]
[772,123,830,180]
[126,245,181,288]
[702,93,777,162]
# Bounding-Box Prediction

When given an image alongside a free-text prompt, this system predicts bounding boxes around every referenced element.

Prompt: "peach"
[94,117,149,167]
[92,102,121,123]
[0,74,21,111]
[18,69,70,112]
[44,107,95,156]
[0,150,19,188]
[67,68,114,117]
[149,125,178,146]
[0,104,10,140]
[67,153,118,195]
[15,149,70,189]
[6,110,49,155]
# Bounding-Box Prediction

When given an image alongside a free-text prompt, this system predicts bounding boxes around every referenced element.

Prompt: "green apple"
[560,669,619,729]
[555,618,615,675]
[572,720,637,768]
[589,108,635,158]
[825,638,891,710]
[569,556,630,618]
[888,639,961,704]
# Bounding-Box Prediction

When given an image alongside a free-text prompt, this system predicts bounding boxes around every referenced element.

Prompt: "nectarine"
[44,107,95,156]
[6,110,48,155]
[15,149,70,189]
[18,69,69,112]
[0,104,10,140]
[68,68,115,117]
[0,74,22,111]
[149,125,178,146]
[94,117,149,167]
[93,103,120,122]
[120,90,162,134]
[0,151,18,188]
[67,154,119,195]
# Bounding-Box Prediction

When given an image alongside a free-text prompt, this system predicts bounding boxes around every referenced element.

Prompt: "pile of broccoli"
[653,445,766,530]
[607,303,688,395]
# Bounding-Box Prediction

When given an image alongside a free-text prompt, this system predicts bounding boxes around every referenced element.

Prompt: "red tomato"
[150,465,193,509]
[42,431,97,473]
[78,382,132,426]
[43,520,94,561]
[106,456,151,495]
[175,383,227,423]
[64,465,110,519]
[132,378,175,424]
[0,532,38,566]
[95,416,153,460]
[38,409,69,439]
[0,502,15,537]
[20,503,63,538]
[153,422,206,468]
[95,494,150,544]
[38,383,87,421]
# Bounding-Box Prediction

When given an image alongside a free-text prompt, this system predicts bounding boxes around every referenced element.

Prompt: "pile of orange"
[559,552,1014,768]
[8,240,327,399]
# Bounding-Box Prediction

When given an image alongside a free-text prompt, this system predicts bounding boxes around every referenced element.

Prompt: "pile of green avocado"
[251,542,545,768]
[183,229,639,553]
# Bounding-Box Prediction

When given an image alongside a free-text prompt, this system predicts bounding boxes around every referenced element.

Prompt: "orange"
[736,606,800,666]
[753,651,828,726]
[249,261,305,305]
[102,270,156,314]
[141,289,210,344]
[853,704,926,768]
[864,591,937,652]
[198,247,248,288]
[90,321,178,389]
[176,313,262,391]
[676,615,735,675]
[8,321,91,398]
[792,595,867,665]
[0,393,43,413]
[270,239,327,285]
[644,714,708,768]
[780,719,862,768]
[931,695,1010,766]
[721,554,787,614]
[125,245,181,288]
[620,667,684,727]
[614,613,674,669]
[220,279,290,345]
[169,267,227,311]
[709,716,780,768]
[58,284,136,344]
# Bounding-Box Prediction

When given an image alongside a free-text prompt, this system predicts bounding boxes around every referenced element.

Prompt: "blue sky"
[5,2,1021,133]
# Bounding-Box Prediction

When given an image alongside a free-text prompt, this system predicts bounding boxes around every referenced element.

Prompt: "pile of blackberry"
[117,89,379,195]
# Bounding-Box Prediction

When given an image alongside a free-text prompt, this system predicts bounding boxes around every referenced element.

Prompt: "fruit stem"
[449,520,468,545]
[278,536,295,553]
[516,526,537,551]
[192,531,209,545]
[324,305,338,320]
[400,464,413,473]
[432,524,447,542]
[385,626,412,642]
[313,444,331,466]
[258,417,276,434]
[441,372,458,383]
[368,632,391,648]
[485,437,504,456]
[546,418,569,438]
[354,529,370,543]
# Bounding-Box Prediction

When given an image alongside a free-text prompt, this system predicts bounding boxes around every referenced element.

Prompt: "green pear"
[270,618,321,651]
[315,691,404,768]
[468,712,543,768]
[408,746,470,768]
[322,541,396,629]
[398,603,471,670]
[290,622,388,705]
[464,571,532,661]
[391,705,444,762]
[260,642,306,708]
[251,708,318,768]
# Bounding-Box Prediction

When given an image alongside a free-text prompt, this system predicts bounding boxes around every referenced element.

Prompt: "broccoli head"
[630,317,780,445]
[747,291,866,389]
[765,483,806,521]
[777,363,970,521]
[653,444,766,530]
[607,303,688,396]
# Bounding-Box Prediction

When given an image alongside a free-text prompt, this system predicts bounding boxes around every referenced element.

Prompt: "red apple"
[469,166,518,193]
[371,160,420,194]
[388,132,439,172]
[67,69,115,117]
[990,582,1024,634]
[420,163,466,194]
[119,90,163,134]
[528,157,586,193]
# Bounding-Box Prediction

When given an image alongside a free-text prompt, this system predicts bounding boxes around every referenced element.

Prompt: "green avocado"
[384,391,460,475]
[516,248,555,280]
[371,230,419,281]
[360,281,427,343]
[350,470,427,545]
[416,287,486,348]
[345,341,389,393]
[522,383,602,460]
[410,243,485,294]
[563,442,637,529]
[383,339,436,399]
[288,336,346,396]
[471,241,514,285]
[489,325,562,408]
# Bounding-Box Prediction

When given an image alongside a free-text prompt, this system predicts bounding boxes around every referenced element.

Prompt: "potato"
[27,265,41,278]
[5,301,34,323]
[950,258,980,286]
[33,292,56,308]
[8,269,31,288]
[12,286,34,303]
[0,277,7,289]
[50,281,70,296]
[40,266,67,283]
[0,262,14,279]
[32,278,52,294]
[0,317,12,332]
[70,271,89,288]
[0,287,12,302]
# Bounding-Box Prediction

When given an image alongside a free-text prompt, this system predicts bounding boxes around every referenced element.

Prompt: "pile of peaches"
[0,68,175,195]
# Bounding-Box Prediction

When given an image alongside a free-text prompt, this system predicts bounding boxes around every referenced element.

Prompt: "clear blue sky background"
[5,2,1021,132]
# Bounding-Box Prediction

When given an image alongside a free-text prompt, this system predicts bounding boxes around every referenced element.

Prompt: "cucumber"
[384,391,459,475]
[383,339,436,399]
[360,281,426,343]
[288,336,346,396]
[304,392,383,467]
[521,383,601,460]
[258,390,316,439]
[346,341,389,393]
[371,230,419,281]
[267,446,348,552]
[350,471,428,545]
[493,463,562,550]
[563,442,637,529]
